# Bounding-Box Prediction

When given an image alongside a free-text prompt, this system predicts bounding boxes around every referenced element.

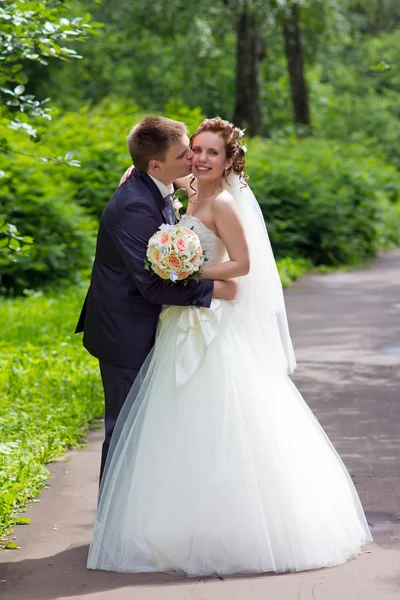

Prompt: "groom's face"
[157,135,194,184]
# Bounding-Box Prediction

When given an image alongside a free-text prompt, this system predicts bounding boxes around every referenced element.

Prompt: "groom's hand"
[212,280,237,302]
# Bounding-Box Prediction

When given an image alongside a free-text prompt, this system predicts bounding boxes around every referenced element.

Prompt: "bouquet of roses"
[144,223,205,284]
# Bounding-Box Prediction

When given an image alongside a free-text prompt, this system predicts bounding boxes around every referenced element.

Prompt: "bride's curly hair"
[190,116,248,181]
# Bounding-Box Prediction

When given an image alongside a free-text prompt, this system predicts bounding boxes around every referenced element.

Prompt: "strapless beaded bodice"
[180,215,225,266]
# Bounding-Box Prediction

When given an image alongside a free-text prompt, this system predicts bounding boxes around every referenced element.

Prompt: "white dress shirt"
[149,175,173,199]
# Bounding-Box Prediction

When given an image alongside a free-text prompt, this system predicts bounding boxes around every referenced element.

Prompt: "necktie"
[164,193,175,225]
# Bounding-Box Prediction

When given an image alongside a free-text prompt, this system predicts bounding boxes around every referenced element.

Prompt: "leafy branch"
[0,219,34,261]
[0,0,98,258]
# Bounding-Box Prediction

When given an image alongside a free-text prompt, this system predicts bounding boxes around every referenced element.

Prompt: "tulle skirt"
[87,301,372,576]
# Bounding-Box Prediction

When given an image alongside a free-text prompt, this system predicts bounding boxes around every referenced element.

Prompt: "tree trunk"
[282,2,312,133]
[233,3,266,136]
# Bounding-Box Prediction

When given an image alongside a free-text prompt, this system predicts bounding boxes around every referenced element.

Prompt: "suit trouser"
[99,361,139,482]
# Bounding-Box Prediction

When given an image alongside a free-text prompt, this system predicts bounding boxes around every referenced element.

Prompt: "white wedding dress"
[87,212,372,576]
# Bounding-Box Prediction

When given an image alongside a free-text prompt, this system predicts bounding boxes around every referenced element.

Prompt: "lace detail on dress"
[180,215,225,266]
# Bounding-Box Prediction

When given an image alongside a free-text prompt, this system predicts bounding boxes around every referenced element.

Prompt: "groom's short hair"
[127,116,188,171]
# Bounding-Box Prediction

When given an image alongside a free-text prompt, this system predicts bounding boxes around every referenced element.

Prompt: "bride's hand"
[212,280,237,302]
[119,165,135,186]
[200,267,212,280]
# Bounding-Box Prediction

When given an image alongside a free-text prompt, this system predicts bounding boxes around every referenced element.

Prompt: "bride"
[87,117,372,576]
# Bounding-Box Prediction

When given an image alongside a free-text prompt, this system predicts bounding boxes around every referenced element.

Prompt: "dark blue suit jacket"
[75,170,214,368]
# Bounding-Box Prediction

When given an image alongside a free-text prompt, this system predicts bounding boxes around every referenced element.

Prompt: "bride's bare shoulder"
[213,189,235,212]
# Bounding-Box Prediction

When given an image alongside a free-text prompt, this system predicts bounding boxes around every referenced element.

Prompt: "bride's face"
[191,132,233,182]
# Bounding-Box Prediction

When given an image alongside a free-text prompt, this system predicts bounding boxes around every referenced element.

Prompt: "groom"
[76,116,236,480]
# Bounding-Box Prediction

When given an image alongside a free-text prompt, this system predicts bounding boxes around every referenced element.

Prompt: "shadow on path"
[1,544,280,600]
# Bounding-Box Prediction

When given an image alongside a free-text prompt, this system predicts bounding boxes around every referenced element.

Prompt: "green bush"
[31,99,206,220]
[38,99,144,219]
[163,99,206,135]
[0,287,102,543]
[0,99,207,295]
[0,135,98,294]
[276,256,313,288]
[247,137,400,265]
[0,99,208,294]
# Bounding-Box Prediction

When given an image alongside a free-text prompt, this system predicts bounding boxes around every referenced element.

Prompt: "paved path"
[1,251,400,600]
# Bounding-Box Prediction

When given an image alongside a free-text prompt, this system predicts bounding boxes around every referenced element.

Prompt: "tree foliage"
[0,0,96,258]
[0,0,95,153]
[349,0,400,33]
[0,219,33,272]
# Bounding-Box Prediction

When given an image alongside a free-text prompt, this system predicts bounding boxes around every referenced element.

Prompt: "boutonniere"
[172,191,184,221]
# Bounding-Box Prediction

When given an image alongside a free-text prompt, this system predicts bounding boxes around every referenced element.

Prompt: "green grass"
[0,285,103,545]
[277,256,313,288]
